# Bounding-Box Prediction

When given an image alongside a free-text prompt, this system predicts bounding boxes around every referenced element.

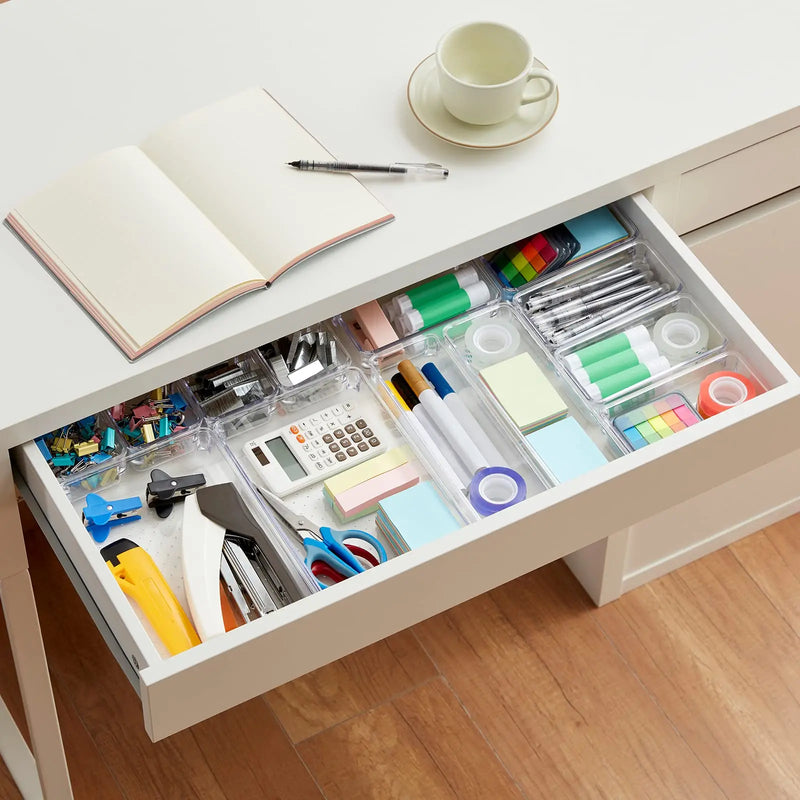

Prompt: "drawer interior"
[13,193,800,740]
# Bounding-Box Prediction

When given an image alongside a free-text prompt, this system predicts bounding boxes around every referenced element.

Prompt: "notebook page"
[10,147,263,352]
[141,88,392,283]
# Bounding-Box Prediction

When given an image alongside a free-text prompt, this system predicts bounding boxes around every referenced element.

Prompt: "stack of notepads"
[323,447,419,522]
[375,481,461,554]
[479,352,568,434]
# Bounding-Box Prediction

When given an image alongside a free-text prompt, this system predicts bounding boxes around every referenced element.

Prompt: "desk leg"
[0,450,72,799]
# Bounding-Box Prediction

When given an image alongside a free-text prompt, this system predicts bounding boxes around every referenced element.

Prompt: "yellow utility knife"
[101,538,200,655]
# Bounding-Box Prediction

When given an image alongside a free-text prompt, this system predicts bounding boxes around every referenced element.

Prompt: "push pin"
[82,493,142,543]
[146,468,206,518]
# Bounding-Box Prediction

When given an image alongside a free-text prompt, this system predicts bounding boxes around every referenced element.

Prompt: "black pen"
[287,160,449,178]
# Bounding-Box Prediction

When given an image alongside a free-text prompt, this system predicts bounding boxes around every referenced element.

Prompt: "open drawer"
[12,193,800,742]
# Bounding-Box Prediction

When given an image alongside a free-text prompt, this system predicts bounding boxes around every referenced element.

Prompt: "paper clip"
[82,493,142,542]
[146,468,206,518]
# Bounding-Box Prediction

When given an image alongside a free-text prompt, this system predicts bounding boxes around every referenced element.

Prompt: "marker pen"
[389,264,479,318]
[420,362,506,468]
[390,374,471,487]
[398,360,487,475]
[397,280,490,336]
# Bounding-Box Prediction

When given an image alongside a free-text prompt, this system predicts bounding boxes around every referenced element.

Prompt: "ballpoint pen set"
[40,202,768,660]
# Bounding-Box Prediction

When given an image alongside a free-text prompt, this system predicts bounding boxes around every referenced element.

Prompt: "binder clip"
[82,493,142,543]
[146,468,206,518]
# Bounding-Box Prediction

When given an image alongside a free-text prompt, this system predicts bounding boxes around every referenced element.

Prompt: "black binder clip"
[146,468,206,518]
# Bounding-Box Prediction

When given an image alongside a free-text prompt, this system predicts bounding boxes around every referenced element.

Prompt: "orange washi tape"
[697,371,758,418]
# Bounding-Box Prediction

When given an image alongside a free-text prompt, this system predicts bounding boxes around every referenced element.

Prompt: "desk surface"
[1,0,799,445]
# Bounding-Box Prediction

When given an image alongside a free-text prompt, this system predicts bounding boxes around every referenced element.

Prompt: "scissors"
[257,486,387,588]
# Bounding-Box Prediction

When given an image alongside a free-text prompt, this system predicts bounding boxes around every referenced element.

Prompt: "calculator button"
[335,452,347,462]
[351,433,362,443]
[328,420,338,430]
[296,434,305,443]
[344,423,356,434]
[334,429,345,438]
[332,405,343,415]
[321,410,333,421]
[357,442,369,452]
[355,418,367,429]
[329,443,340,452]
[346,447,357,457]
[316,425,327,436]
[369,437,380,447]
[290,425,299,434]
[362,427,373,437]
[299,420,311,431]
[324,456,335,466]
[309,415,321,426]
[302,443,311,451]
[340,438,351,448]
[343,401,354,411]
[315,462,325,471]
[317,449,328,458]
[309,453,317,461]
[323,433,334,444]
[312,438,323,447]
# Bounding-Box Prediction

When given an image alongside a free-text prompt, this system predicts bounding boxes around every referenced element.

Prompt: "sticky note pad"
[323,447,409,496]
[331,462,420,520]
[480,352,568,433]
[376,481,460,553]
[563,208,629,261]
[525,417,608,483]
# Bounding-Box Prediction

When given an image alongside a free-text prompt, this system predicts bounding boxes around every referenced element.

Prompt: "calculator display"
[264,436,307,481]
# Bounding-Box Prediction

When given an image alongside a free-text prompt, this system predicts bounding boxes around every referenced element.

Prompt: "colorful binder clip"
[146,468,206,518]
[82,493,142,543]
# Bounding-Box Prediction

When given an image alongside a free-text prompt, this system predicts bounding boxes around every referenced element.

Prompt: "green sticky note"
[480,353,568,432]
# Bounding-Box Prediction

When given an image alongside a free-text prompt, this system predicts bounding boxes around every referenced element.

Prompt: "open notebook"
[6,88,393,359]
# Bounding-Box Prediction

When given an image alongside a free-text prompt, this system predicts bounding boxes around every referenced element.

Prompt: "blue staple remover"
[82,493,142,543]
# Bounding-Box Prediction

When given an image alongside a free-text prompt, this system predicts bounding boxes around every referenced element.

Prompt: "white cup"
[435,21,557,126]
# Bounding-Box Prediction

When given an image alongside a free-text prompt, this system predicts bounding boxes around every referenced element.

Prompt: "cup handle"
[521,68,557,105]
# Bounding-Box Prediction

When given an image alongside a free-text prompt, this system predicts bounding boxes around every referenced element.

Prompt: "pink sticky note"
[333,462,420,518]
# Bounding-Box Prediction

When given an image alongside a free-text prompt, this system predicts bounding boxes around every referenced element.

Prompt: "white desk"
[1,1,799,796]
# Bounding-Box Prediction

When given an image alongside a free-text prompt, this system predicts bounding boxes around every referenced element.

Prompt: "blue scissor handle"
[320,526,388,572]
[302,536,360,580]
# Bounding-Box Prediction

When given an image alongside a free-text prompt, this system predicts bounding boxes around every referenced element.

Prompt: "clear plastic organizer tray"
[107,380,202,451]
[182,350,279,422]
[220,367,473,563]
[332,258,500,363]
[604,351,768,452]
[257,320,350,390]
[483,203,638,299]
[367,328,551,506]
[554,294,727,407]
[62,426,315,660]
[514,239,682,351]
[440,303,626,486]
[35,409,128,491]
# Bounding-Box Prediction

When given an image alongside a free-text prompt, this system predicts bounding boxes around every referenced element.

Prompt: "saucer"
[407,54,559,149]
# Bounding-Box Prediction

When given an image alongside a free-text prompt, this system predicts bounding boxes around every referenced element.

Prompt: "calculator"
[242,400,386,496]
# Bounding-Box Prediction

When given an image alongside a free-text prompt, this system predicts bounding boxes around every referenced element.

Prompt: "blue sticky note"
[377,481,460,551]
[563,208,628,260]
[526,417,608,483]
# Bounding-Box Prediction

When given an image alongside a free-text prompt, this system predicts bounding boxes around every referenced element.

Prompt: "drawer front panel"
[684,188,800,370]
[651,125,800,234]
[15,194,800,741]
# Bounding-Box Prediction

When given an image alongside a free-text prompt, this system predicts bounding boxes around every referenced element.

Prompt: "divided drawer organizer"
[13,194,800,741]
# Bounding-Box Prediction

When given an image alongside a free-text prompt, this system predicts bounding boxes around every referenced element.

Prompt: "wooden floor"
[2,506,800,799]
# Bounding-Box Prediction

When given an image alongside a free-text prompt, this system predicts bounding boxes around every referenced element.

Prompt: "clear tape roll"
[697,371,758,418]
[652,312,709,361]
[468,466,526,516]
[464,318,521,367]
